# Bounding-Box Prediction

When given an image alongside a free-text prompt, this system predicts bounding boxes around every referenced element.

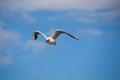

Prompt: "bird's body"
[33,29,79,45]
[46,37,56,45]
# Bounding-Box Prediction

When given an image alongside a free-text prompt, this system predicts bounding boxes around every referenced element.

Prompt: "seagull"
[33,29,79,45]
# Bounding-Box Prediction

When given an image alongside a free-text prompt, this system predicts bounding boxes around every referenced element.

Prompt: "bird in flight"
[33,29,79,45]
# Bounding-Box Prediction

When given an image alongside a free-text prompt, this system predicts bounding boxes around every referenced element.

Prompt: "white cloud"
[23,40,46,53]
[49,8,120,25]
[0,27,21,49]
[79,28,103,36]
[0,0,119,11]
[21,13,37,23]
[0,26,46,54]
[0,26,46,66]
[49,16,66,21]
[0,56,12,66]
[0,0,119,25]
[0,27,21,66]
[0,21,5,27]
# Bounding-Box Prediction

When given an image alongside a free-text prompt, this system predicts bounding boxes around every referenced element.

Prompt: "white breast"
[47,37,55,44]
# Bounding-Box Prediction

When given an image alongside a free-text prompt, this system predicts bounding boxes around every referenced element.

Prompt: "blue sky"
[0,0,120,80]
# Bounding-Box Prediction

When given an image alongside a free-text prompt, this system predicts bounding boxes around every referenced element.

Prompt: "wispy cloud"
[23,40,46,53]
[0,56,12,66]
[0,27,21,66]
[0,24,46,65]
[0,0,119,11]
[49,8,120,25]
[0,20,5,27]
[0,0,119,25]
[0,27,21,51]
[79,28,103,36]
[0,26,47,65]
[78,28,119,40]
[21,13,37,23]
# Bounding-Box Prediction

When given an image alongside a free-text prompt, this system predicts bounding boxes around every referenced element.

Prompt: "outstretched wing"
[33,31,48,40]
[51,29,79,40]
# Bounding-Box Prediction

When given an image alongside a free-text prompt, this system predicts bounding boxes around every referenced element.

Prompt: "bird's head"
[46,39,49,43]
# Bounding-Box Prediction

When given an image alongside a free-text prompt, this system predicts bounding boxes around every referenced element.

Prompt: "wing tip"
[76,38,79,40]
[33,31,39,40]
[32,35,36,40]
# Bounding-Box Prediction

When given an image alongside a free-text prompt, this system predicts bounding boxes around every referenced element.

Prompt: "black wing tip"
[74,37,79,40]
[33,36,37,40]
[76,38,79,40]
[33,33,37,40]
[56,29,79,40]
